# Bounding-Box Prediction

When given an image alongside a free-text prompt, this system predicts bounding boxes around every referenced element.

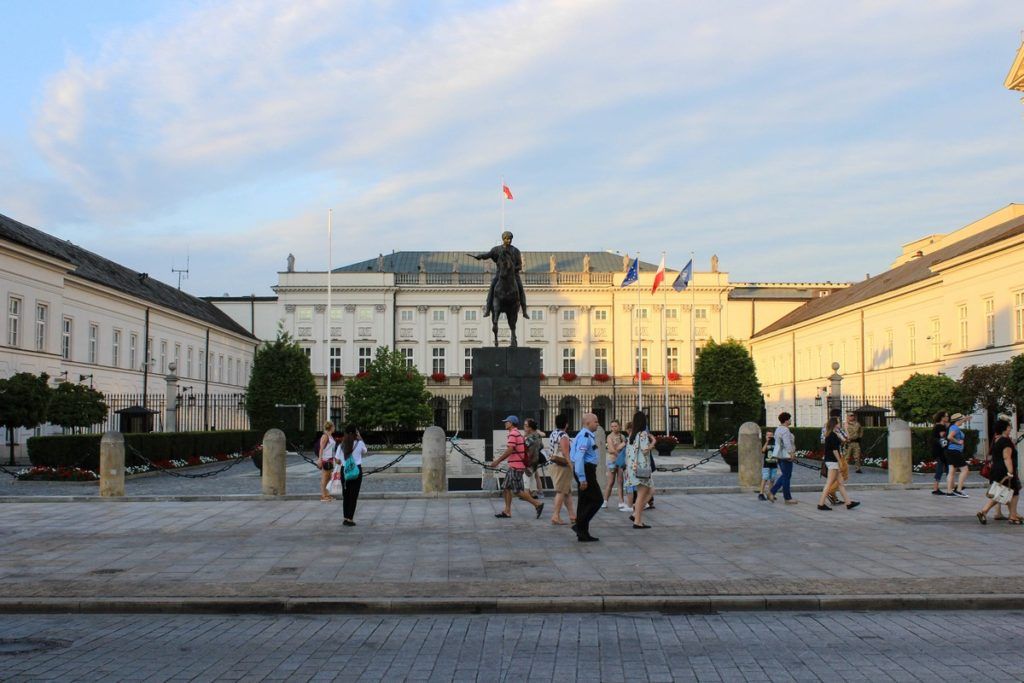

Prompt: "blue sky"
[2,1,1023,296]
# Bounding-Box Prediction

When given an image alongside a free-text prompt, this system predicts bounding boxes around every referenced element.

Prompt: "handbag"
[979,461,992,480]
[635,451,652,479]
[327,468,343,495]
[986,477,1013,505]
[343,455,360,482]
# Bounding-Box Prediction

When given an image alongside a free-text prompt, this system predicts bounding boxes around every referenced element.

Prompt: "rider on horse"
[472,231,528,318]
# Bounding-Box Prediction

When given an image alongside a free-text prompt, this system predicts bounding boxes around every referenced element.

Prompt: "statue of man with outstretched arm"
[469,231,528,318]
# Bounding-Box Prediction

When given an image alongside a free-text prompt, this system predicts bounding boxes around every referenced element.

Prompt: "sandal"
[994,515,1008,521]
[1008,518,1024,525]
[320,496,333,502]
[551,519,567,525]
[494,512,511,518]
[976,511,987,525]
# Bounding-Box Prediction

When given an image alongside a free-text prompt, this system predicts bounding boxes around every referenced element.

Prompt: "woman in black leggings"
[339,425,367,527]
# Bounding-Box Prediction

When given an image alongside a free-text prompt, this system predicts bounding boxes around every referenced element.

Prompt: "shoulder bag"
[986,476,1014,505]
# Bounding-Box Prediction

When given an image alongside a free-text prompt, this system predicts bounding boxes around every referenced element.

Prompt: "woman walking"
[318,421,336,502]
[338,425,367,527]
[546,414,576,526]
[524,418,547,495]
[624,411,655,529]
[977,418,1021,525]
[945,413,970,497]
[931,411,949,496]
[603,420,629,511]
[817,417,860,511]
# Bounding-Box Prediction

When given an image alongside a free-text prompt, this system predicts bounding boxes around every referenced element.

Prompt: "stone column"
[261,428,287,496]
[737,422,762,489]
[164,363,179,432]
[422,426,447,494]
[887,419,912,485]
[827,362,843,415]
[595,425,608,491]
[99,431,125,497]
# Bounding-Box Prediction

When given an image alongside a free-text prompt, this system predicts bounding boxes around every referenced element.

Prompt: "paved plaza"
[2,611,1022,682]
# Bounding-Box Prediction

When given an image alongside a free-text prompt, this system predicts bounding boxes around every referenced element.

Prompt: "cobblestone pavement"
[0,450,920,497]
[2,611,1022,681]
[2,486,1022,602]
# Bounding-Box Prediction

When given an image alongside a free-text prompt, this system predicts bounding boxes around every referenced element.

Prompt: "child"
[759,429,777,502]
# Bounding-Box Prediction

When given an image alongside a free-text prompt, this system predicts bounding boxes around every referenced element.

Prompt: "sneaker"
[757,493,767,501]
[846,501,860,510]
[945,491,957,497]
[601,501,607,509]
[931,490,945,496]
[953,490,969,498]
[618,503,631,512]
[817,504,832,511]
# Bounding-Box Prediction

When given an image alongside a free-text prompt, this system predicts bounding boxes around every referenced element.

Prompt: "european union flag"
[672,259,692,292]
[620,257,639,287]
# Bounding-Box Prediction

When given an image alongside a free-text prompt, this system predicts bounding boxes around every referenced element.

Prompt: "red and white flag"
[651,253,666,294]
[502,184,514,200]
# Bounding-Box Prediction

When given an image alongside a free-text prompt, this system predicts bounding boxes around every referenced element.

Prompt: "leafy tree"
[958,362,1012,438]
[1007,354,1024,415]
[0,372,52,464]
[48,382,108,433]
[693,339,762,448]
[344,346,431,446]
[891,373,971,425]
[245,327,319,446]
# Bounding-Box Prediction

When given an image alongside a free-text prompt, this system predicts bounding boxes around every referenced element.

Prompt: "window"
[401,348,414,369]
[160,340,167,373]
[594,348,608,375]
[562,309,576,321]
[666,347,679,373]
[985,298,995,348]
[665,308,678,320]
[1016,292,1024,342]
[635,347,649,373]
[199,350,206,377]
[907,324,916,365]
[958,304,968,351]
[302,348,311,367]
[130,334,138,369]
[174,344,181,373]
[594,309,608,321]
[884,330,893,368]
[537,348,545,372]
[61,317,72,359]
[244,361,249,382]
[227,356,234,384]
[529,309,544,321]
[218,354,224,381]
[186,347,193,378]
[464,348,473,375]
[400,309,414,322]
[358,307,373,322]
[34,304,46,351]
[694,308,708,320]
[296,306,313,322]
[866,334,874,370]
[464,309,478,322]
[358,346,373,373]
[330,346,341,374]
[634,308,648,320]
[87,324,98,363]
[930,319,941,361]
[432,309,446,322]
[330,307,343,322]
[561,348,577,374]
[112,330,121,367]
[7,296,21,347]
[237,359,242,385]
[431,347,445,375]
[147,337,153,368]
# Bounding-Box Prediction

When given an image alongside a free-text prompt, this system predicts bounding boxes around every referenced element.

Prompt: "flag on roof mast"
[651,253,666,294]
[621,256,640,287]
[672,259,693,292]
[502,184,514,200]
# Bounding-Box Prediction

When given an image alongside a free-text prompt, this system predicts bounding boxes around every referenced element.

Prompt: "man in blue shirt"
[571,412,603,542]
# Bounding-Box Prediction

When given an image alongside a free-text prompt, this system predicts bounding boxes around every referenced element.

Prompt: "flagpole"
[326,208,333,426]
[663,251,669,434]
[637,252,642,414]
[500,177,505,232]
[690,250,696,382]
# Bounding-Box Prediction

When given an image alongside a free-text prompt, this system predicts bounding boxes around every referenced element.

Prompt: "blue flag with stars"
[620,257,639,287]
[672,259,692,292]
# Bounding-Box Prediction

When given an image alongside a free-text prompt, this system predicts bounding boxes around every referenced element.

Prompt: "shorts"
[615,451,627,468]
[502,468,526,493]
[761,467,777,481]
[825,461,840,471]
[946,450,968,468]
[320,459,334,471]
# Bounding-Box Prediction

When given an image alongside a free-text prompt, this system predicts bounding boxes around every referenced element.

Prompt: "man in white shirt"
[769,412,798,504]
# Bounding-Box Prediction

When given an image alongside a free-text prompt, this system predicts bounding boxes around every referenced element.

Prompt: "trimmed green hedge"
[28,430,262,470]
[787,426,978,463]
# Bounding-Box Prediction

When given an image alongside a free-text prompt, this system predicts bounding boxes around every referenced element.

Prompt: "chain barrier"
[288,441,419,477]
[0,462,24,479]
[448,438,503,471]
[125,443,252,479]
[793,429,890,471]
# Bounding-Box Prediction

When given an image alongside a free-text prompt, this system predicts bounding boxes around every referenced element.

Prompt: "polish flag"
[651,254,666,294]
[502,184,514,200]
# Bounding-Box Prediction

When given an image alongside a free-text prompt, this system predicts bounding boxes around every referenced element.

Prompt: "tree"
[344,346,432,446]
[891,373,971,425]
[245,327,319,445]
[48,383,108,433]
[958,362,1012,438]
[0,372,52,465]
[1007,354,1024,415]
[693,339,762,448]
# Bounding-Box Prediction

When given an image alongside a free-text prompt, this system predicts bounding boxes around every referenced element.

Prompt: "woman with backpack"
[337,425,367,527]
[623,411,655,529]
[317,421,335,502]
[523,418,547,496]
[546,414,576,526]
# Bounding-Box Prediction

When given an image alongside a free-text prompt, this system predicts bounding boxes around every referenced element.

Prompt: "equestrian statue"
[468,231,528,347]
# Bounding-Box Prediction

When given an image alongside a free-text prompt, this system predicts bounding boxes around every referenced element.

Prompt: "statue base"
[472,347,542,460]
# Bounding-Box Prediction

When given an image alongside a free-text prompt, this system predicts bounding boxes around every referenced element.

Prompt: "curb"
[1,593,1021,615]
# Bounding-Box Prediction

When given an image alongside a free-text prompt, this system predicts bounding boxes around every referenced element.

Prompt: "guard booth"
[115,406,157,434]
[853,404,889,427]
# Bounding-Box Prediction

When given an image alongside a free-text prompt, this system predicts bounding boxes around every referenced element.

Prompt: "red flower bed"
[667,371,682,381]
[430,372,448,382]
[461,372,473,381]
[330,371,342,381]
[356,371,369,379]
[633,371,652,381]
[593,372,610,383]
[561,371,578,382]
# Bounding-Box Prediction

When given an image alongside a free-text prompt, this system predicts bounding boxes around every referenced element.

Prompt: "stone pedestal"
[447,438,487,491]
[421,426,446,494]
[99,431,125,497]
[887,419,912,485]
[261,428,286,496]
[737,422,762,489]
[472,347,542,459]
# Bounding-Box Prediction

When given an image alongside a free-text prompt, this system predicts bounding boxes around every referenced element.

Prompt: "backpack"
[526,432,546,468]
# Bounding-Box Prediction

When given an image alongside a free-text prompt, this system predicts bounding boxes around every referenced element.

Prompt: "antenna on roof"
[171,247,190,290]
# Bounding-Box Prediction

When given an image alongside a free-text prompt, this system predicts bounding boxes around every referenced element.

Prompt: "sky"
[2,0,1024,297]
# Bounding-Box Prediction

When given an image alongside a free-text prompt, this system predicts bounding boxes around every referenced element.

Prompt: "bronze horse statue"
[488,251,520,347]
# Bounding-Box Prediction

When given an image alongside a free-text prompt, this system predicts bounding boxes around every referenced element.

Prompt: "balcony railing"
[392,270,624,287]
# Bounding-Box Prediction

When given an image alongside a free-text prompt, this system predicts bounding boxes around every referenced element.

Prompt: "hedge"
[28,430,262,470]
[787,426,978,463]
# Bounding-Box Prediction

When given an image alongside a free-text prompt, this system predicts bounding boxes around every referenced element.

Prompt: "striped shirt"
[505,427,528,470]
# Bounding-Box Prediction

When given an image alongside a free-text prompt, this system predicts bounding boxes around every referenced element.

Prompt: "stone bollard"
[422,426,447,494]
[887,419,912,485]
[595,425,608,492]
[261,428,286,496]
[737,422,762,489]
[99,431,125,497]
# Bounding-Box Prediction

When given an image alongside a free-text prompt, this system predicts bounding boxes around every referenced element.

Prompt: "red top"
[506,428,527,470]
